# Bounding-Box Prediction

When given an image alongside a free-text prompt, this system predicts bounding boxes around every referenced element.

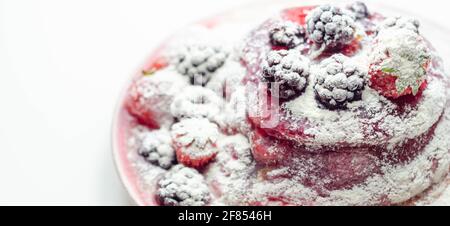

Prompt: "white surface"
[0,0,449,205]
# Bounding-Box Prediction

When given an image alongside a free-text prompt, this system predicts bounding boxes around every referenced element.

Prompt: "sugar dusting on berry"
[313,53,366,109]
[206,60,247,97]
[127,68,189,129]
[172,42,229,85]
[306,5,356,48]
[214,86,251,135]
[347,1,370,20]
[171,118,220,159]
[249,8,450,204]
[269,20,306,48]
[204,134,256,205]
[370,26,430,96]
[157,165,211,206]
[138,129,176,169]
[170,86,223,121]
[261,49,310,100]
[284,20,446,149]
[379,16,420,34]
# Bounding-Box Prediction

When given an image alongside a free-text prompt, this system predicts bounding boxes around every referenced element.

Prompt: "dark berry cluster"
[314,54,366,109]
[306,5,356,48]
[138,130,175,169]
[261,50,310,100]
[347,2,369,20]
[173,43,229,85]
[156,165,211,206]
[269,21,306,49]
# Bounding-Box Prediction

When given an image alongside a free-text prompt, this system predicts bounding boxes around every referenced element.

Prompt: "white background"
[0,0,448,205]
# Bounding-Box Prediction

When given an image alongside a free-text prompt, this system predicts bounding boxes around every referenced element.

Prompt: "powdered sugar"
[326,107,450,205]
[172,42,229,85]
[284,21,446,148]
[347,1,369,20]
[371,28,430,95]
[127,126,167,202]
[170,86,223,121]
[206,60,247,96]
[214,86,251,135]
[128,67,189,128]
[204,134,255,205]
[269,20,306,48]
[262,49,310,99]
[415,176,450,205]
[157,165,211,206]
[379,16,420,34]
[314,53,366,108]
[172,118,219,148]
[138,129,175,169]
[221,106,450,205]
[306,4,356,48]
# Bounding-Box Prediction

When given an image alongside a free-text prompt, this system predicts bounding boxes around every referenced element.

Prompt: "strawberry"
[175,146,218,169]
[369,27,431,99]
[142,57,168,76]
[126,68,188,129]
[369,67,428,99]
[171,118,220,168]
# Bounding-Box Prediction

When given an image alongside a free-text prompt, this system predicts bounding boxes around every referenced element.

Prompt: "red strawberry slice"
[126,84,163,129]
[368,28,431,99]
[126,62,187,129]
[175,146,218,169]
[172,118,220,168]
[369,67,428,99]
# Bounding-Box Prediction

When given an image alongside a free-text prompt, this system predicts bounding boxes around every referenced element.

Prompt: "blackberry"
[156,165,211,206]
[261,50,310,100]
[347,2,369,20]
[314,54,366,109]
[306,5,356,48]
[138,129,175,169]
[380,16,420,34]
[269,21,307,49]
[173,43,229,86]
